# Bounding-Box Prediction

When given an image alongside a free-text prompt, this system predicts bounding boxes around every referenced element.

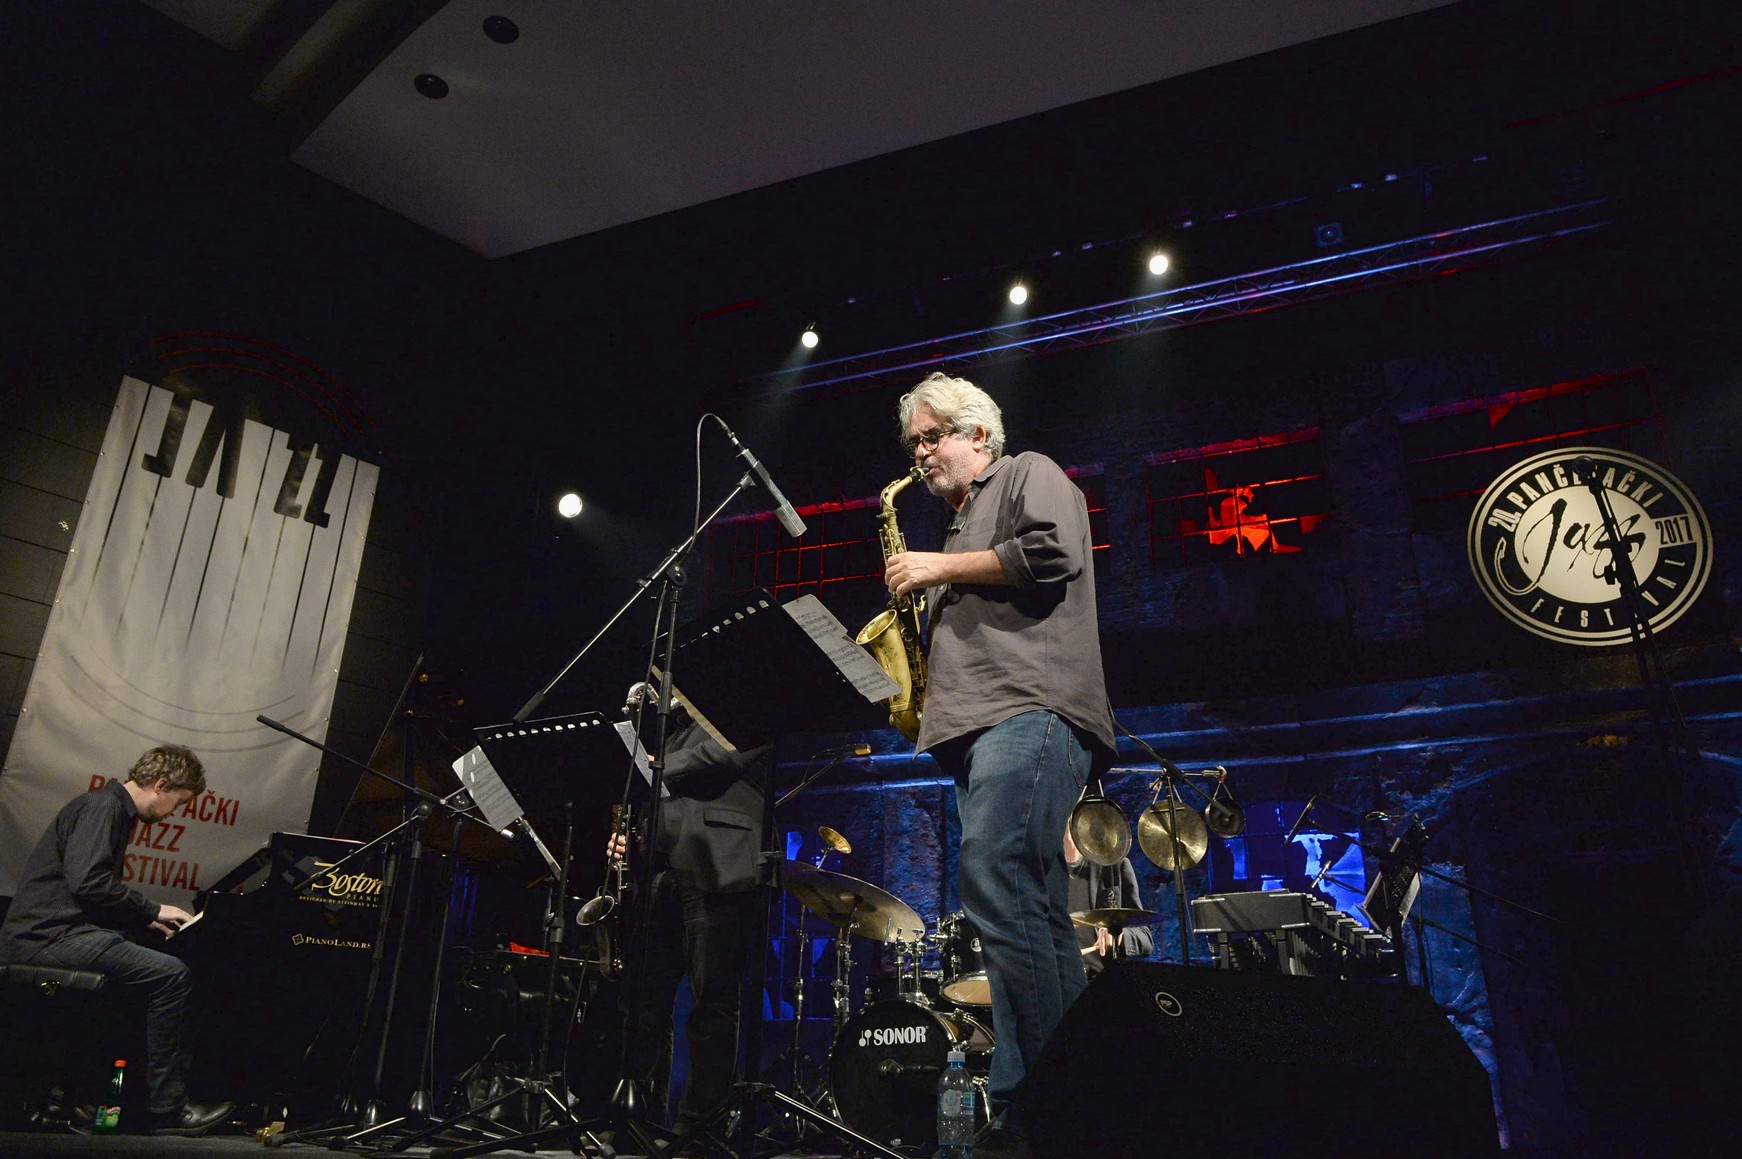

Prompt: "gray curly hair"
[897,373,1006,459]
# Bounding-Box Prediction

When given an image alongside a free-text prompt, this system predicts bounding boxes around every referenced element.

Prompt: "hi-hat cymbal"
[817,826,853,855]
[1137,798,1209,869]
[779,861,923,943]
[1071,907,1162,930]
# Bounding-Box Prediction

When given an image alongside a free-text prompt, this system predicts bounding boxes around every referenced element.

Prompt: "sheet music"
[613,721,669,797]
[451,745,525,831]
[782,594,901,701]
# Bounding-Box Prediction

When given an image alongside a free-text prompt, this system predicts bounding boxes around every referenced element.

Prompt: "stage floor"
[0,1128,834,1158]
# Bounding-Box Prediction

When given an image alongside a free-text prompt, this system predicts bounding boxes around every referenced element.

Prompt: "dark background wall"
[4,1,1741,1152]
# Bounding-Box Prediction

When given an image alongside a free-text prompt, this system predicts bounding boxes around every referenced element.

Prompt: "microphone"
[720,422,806,538]
[1284,794,1320,844]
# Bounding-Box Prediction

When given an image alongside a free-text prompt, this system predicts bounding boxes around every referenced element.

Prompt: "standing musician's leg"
[954,710,1090,1125]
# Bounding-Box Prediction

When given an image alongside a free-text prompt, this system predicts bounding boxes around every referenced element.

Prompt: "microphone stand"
[459,471,760,1159]
[1574,458,1705,903]
[249,716,503,1152]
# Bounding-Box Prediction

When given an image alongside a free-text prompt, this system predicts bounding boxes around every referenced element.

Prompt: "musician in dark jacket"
[0,745,234,1136]
[611,686,772,1137]
[1061,827,1153,976]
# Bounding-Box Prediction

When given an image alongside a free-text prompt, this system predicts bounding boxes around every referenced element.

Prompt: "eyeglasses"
[901,425,955,456]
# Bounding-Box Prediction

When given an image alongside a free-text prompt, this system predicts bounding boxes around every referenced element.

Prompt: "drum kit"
[771,827,1162,1155]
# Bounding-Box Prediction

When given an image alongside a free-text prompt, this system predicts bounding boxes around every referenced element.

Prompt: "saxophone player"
[606,684,772,1139]
[883,372,1116,1159]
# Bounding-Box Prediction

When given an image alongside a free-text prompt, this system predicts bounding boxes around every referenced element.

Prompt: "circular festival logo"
[1466,447,1711,646]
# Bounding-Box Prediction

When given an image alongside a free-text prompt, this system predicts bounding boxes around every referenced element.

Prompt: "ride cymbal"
[779,861,924,943]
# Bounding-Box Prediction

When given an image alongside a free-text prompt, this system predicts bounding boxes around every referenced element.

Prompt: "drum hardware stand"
[1148,760,1198,965]
[252,715,500,1152]
[669,788,908,1158]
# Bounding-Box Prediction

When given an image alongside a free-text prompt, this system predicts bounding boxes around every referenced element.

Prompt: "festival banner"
[0,377,378,903]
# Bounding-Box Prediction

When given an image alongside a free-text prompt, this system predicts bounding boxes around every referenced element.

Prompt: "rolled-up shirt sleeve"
[989,457,1087,593]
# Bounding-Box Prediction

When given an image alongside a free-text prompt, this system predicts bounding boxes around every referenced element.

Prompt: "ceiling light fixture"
[1008,283,1028,306]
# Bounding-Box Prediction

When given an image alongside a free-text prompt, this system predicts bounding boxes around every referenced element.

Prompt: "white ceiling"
[146,0,1457,258]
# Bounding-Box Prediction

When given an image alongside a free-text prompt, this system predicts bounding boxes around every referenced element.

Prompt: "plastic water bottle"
[93,1060,125,1134]
[936,1048,975,1158]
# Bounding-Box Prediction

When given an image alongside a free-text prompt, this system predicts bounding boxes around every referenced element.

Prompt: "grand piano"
[178,832,442,1114]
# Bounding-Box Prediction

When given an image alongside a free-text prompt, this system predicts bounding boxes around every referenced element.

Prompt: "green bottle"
[93,1060,125,1134]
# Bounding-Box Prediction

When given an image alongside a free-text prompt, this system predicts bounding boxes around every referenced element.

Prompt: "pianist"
[0,744,235,1136]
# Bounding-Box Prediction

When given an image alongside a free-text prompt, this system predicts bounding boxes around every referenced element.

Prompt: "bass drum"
[828,1002,992,1153]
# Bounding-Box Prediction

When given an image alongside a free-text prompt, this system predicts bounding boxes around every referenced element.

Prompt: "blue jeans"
[936,710,1092,1124]
[29,930,192,1113]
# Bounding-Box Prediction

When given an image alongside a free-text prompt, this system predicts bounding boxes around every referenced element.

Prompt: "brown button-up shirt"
[918,452,1117,762]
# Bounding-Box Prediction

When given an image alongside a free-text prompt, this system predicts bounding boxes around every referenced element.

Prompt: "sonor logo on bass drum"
[1467,448,1712,646]
[858,1025,930,1047]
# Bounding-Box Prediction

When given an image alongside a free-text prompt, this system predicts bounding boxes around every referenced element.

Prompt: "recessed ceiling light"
[414,73,449,99]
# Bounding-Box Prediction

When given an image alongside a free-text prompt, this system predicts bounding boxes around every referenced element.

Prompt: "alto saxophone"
[856,466,929,741]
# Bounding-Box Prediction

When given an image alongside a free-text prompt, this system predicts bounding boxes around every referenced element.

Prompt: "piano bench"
[0,963,113,1128]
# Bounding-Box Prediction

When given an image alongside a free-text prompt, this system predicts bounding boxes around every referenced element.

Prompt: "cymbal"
[817,825,853,855]
[1071,907,1162,930]
[779,861,924,943]
[1137,797,1209,870]
[1203,797,1245,839]
[1068,795,1130,867]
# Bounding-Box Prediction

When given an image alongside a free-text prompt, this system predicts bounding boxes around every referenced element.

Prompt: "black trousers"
[624,870,755,1132]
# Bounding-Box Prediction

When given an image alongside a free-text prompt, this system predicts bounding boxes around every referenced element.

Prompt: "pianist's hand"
[151,902,194,938]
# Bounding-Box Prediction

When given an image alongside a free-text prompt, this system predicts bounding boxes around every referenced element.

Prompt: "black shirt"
[0,779,158,962]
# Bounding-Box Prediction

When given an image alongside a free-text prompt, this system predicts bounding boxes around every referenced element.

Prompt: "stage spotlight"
[1008,282,1029,306]
[1147,251,1170,276]
[556,492,583,519]
[800,327,819,349]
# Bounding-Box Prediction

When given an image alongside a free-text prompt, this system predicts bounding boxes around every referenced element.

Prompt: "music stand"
[666,591,899,748]
[646,596,904,1159]
[385,713,628,1159]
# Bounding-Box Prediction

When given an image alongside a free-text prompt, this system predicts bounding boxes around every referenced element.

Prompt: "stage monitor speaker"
[1024,962,1497,1159]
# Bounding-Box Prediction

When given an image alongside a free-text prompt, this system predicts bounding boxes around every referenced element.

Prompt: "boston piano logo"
[1467,448,1711,646]
[303,861,386,906]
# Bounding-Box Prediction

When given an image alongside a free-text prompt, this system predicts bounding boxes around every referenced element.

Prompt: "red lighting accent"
[147,332,373,438]
[1400,368,1665,509]
[1148,429,1329,565]
[689,299,763,324]
[1505,63,1742,129]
